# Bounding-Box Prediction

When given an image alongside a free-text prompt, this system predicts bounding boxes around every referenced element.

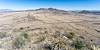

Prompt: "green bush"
[21,32,29,39]
[13,32,29,48]
[71,38,86,50]
[0,32,7,38]
[13,37,26,48]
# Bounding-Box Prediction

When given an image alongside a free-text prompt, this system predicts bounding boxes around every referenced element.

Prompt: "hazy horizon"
[0,0,100,10]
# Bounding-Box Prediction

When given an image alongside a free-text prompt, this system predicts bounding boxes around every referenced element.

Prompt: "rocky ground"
[0,9,100,50]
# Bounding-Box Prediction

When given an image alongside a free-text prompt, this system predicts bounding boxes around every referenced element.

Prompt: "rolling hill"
[0,8,100,50]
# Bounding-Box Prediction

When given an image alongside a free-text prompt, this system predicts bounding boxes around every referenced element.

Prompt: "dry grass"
[0,10,100,50]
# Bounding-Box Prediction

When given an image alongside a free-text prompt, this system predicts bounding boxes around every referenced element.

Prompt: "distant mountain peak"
[34,8,67,12]
[35,8,57,10]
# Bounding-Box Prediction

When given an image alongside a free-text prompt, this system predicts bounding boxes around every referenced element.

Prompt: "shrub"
[13,37,26,48]
[42,42,66,50]
[21,32,29,39]
[0,32,7,38]
[13,32,29,48]
[65,32,75,39]
[69,32,75,36]
[71,38,86,50]
[53,41,66,50]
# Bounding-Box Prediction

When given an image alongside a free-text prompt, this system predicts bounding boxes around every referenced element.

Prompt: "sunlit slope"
[0,10,100,50]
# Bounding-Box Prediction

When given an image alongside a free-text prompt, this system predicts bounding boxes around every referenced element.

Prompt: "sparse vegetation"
[21,32,29,39]
[42,41,67,50]
[52,41,67,50]
[0,32,7,38]
[0,8,99,50]
[71,38,86,50]
[65,32,75,39]
[34,35,46,44]
[69,32,75,36]
[13,32,29,49]
[13,36,26,48]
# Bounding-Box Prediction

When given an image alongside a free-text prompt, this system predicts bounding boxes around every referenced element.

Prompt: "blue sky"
[0,0,100,10]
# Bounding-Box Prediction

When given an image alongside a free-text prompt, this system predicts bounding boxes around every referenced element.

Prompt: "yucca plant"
[71,38,86,50]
